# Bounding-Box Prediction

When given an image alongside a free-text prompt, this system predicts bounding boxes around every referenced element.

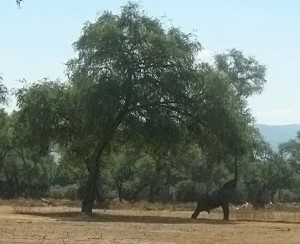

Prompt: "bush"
[49,184,79,200]
[281,189,300,202]
[174,180,205,202]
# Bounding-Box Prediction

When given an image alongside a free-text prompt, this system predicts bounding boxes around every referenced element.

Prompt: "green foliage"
[201,50,265,157]
[186,49,267,192]
[49,184,79,200]
[0,110,11,164]
[15,3,203,165]
[241,152,298,204]
[174,179,204,202]
[14,80,73,156]
[0,108,57,198]
[0,153,55,197]
[279,132,300,174]
[0,76,8,106]
[215,48,266,99]
[65,2,203,154]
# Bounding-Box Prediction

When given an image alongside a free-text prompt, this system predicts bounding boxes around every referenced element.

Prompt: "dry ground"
[0,200,299,243]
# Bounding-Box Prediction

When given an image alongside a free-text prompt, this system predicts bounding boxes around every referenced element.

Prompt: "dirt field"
[0,200,299,243]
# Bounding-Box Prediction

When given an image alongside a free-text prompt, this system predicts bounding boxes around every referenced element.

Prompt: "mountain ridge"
[255,124,300,149]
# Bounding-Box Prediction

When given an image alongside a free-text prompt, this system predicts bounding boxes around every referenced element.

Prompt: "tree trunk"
[116,179,123,203]
[81,152,101,213]
[206,158,214,193]
[253,189,265,209]
[270,189,277,203]
[149,185,154,203]
[80,114,125,212]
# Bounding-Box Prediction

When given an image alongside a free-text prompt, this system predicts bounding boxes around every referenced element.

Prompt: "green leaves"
[0,110,11,167]
[0,76,8,107]
[215,48,266,99]
[65,3,204,155]
[279,133,300,174]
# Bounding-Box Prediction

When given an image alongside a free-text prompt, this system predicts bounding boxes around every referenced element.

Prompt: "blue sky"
[1,0,300,125]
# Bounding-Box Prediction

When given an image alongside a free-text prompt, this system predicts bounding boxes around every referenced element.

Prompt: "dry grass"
[97,200,300,223]
[95,199,196,212]
[233,208,300,223]
[12,205,34,214]
[9,199,300,223]
[0,198,81,208]
[1,200,300,243]
[8,199,299,221]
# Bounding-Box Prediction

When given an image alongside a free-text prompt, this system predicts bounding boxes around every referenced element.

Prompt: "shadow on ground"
[17,211,235,225]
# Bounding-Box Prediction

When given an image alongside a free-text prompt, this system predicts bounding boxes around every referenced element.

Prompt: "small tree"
[279,131,300,174]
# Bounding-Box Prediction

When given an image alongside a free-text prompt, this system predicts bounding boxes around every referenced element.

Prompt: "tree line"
[2,2,299,212]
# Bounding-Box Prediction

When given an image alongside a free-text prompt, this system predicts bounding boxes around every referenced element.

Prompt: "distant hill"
[256,124,300,149]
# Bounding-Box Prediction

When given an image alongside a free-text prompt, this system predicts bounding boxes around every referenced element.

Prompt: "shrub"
[174,180,205,202]
[49,184,79,200]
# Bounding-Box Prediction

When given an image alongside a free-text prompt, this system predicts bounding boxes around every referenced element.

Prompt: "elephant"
[191,160,238,220]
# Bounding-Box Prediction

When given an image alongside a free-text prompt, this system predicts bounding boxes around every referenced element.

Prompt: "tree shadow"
[20,211,236,225]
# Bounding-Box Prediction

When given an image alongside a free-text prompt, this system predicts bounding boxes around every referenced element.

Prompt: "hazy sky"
[1,0,300,125]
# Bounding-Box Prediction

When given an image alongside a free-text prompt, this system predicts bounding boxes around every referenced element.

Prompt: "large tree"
[16,3,204,213]
[15,3,266,212]
[187,51,266,192]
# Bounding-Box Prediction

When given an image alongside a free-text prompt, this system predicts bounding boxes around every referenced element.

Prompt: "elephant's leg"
[191,203,202,219]
[221,202,229,220]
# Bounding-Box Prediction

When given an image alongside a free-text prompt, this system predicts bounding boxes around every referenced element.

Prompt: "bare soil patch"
[0,200,299,243]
